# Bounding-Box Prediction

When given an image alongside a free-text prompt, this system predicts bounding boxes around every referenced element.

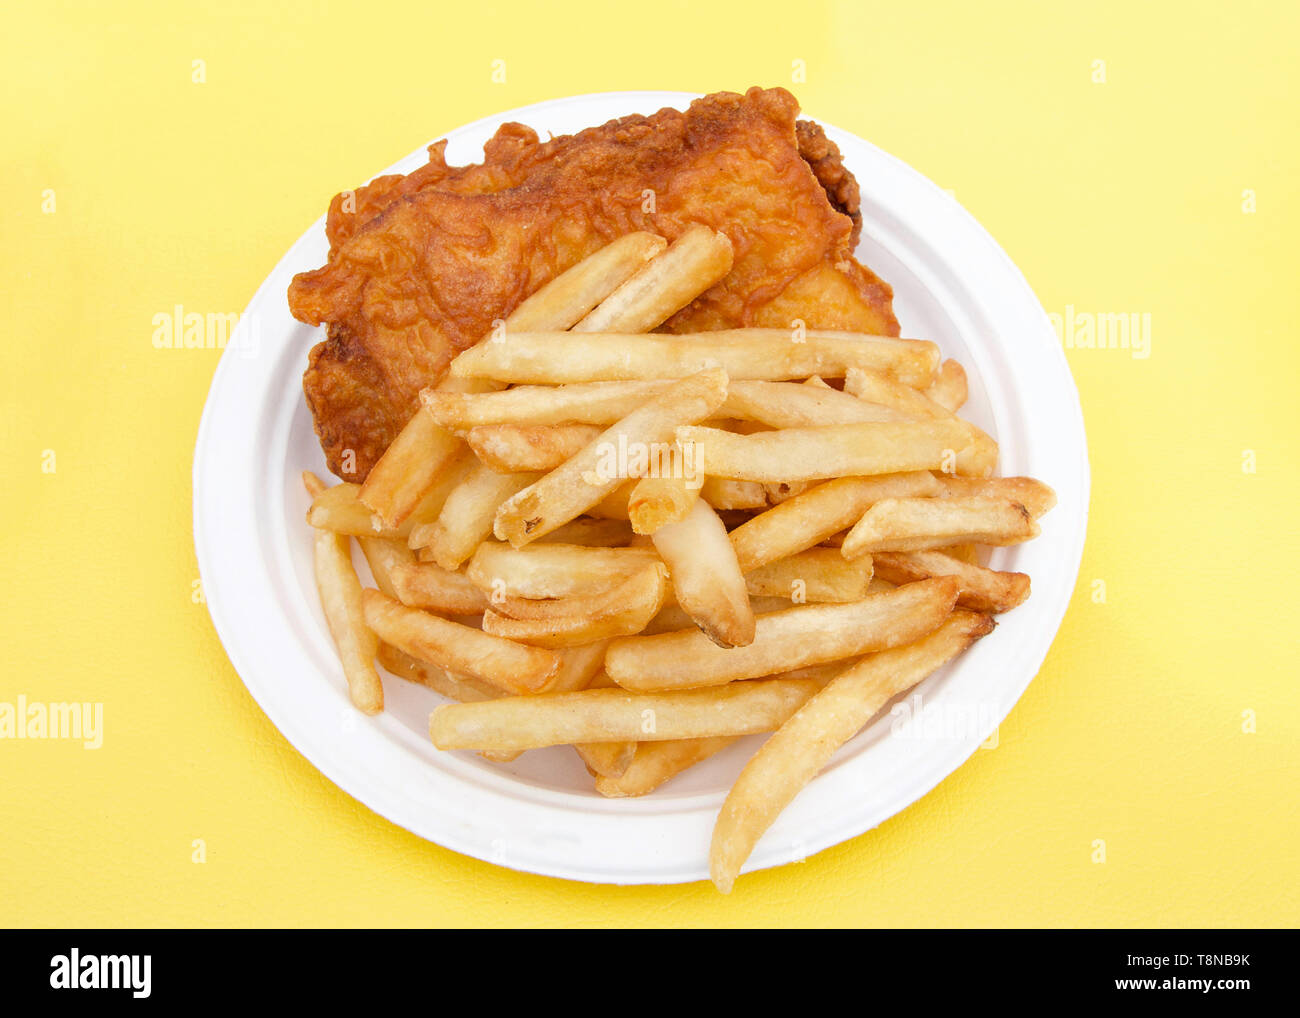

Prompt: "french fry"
[357,537,417,600]
[423,380,673,429]
[744,548,874,603]
[873,550,1030,613]
[587,482,635,520]
[700,476,768,511]
[534,517,636,547]
[762,480,813,504]
[709,610,995,892]
[627,445,703,534]
[390,561,491,615]
[547,639,615,693]
[361,589,559,694]
[722,379,905,428]
[841,496,1040,557]
[676,418,972,483]
[411,465,541,570]
[595,737,741,797]
[606,577,959,691]
[449,330,940,387]
[642,596,791,636]
[482,563,670,647]
[844,367,997,475]
[313,530,383,714]
[489,563,666,623]
[729,472,942,572]
[652,499,755,648]
[307,483,407,540]
[429,678,825,753]
[466,541,659,600]
[935,475,1057,518]
[467,424,604,473]
[376,642,499,702]
[493,368,729,546]
[925,358,968,412]
[572,671,637,779]
[573,225,733,334]
[360,232,666,526]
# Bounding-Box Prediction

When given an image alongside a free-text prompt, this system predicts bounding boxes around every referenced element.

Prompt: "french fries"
[872,550,1030,614]
[389,561,491,615]
[492,368,729,546]
[430,678,826,753]
[652,499,755,648]
[841,496,1040,558]
[300,228,1057,892]
[361,590,559,694]
[466,541,659,600]
[573,224,734,333]
[677,419,973,483]
[709,610,995,892]
[411,465,541,570]
[360,232,666,526]
[744,548,874,603]
[482,563,670,647]
[449,330,940,387]
[313,529,383,714]
[467,424,604,473]
[729,472,942,572]
[606,577,959,691]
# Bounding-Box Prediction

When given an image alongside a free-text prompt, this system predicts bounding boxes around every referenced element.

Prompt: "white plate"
[193,91,1089,885]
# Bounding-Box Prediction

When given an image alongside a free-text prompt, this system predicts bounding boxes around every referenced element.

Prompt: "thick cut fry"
[412,465,541,570]
[643,596,790,636]
[377,643,498,702]
[360,233,666,525]
[390,561,491,615]
[595,737,741,797]
[573,225,734,334]
[357,537,417,599]
[572,671,637,779]
[842,496,1040,557]
[872,550,1030,613]
[313,530,383,714]
[467,424,604,473]
[935,475,1057,519]
[482,564,670,647]
[361,590,559,694]
[723,380,905,428]
[606,577,959,691]
[844,367,997,475]
[729,473,942,572]
[710,610,995,892]
[377,644,518,762]
[450,330,940,388]
[628,446,703,534]
[700,476,768,510]
[925,358,968,412]
[307,483,407,540]
[423,380,673,429]
[652,499,754,648]
[429,678,824,753]
[744,548,874,603]
[534,517,636,547]
[677,419,972,483]
[493,368,729,546]
[467,541,660,600]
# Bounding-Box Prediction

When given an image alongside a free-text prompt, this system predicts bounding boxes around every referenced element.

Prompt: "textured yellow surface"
[2,0,1297,927]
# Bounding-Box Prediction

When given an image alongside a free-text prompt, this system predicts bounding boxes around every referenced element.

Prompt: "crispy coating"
[289,87,898,479]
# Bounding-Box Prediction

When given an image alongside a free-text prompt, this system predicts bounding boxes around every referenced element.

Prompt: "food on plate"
[291,92,1056,890]
[289,89,897,482]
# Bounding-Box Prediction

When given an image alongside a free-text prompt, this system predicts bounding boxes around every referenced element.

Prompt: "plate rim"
[193,89,1090,886]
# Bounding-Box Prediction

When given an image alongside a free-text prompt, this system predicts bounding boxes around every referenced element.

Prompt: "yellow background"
[3,0,1297,927]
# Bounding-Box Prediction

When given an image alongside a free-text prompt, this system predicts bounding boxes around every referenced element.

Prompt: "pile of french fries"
[302,226,1056,891]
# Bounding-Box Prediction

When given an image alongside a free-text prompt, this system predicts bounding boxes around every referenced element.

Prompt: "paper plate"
[193,91,1089,885]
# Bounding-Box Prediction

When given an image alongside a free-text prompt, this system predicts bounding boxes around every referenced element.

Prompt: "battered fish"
[289,87,897,480]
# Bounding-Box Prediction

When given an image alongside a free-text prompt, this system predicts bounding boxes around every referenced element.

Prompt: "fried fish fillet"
[289,87,898,480]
